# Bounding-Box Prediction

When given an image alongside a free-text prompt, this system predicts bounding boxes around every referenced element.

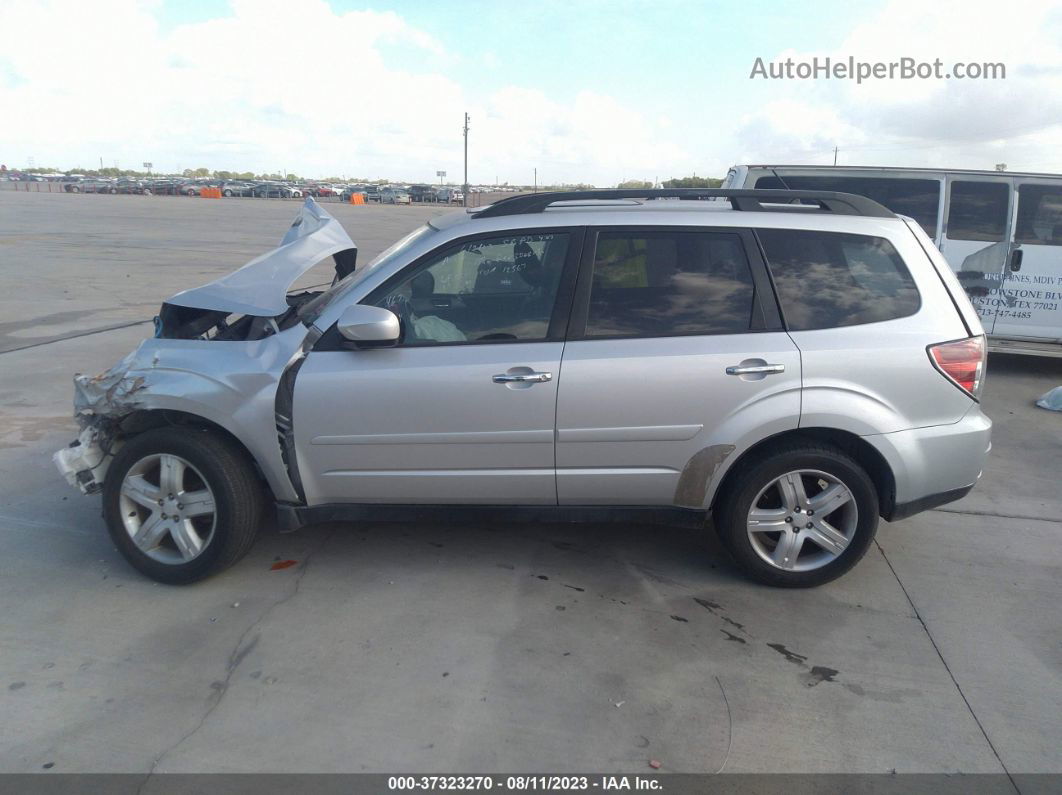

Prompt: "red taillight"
[928,336,985,398]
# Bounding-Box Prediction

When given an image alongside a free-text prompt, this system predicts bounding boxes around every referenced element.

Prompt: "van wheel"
[715,443,878,587]
[102,427,263,584]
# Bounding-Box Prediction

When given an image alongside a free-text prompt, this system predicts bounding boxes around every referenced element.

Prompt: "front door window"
[370,233,571,345]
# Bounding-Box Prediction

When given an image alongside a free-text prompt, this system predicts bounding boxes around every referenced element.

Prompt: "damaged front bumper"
[53,353,146,494]
[53,427,112,494]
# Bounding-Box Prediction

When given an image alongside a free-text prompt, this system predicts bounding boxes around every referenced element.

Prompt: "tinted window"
[947,181,1009,241]
[1015,184,1062,246]
[371,233,569,345]
[757,229,920,330]
[754,175,940,238]
[584,231,756,337]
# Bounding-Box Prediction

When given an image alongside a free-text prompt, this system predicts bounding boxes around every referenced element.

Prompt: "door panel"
[555,334,801,505]
[293,343,562,504]
[995,181,1062,341]
[555,226,799,507]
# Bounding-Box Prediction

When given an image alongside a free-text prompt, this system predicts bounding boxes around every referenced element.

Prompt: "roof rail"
[471,188,895,219]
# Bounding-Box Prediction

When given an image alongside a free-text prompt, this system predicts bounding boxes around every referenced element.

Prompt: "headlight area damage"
[54,351,146,493]
[53,198,355,498]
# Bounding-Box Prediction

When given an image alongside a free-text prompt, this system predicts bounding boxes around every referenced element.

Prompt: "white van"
[724,165,1062,356]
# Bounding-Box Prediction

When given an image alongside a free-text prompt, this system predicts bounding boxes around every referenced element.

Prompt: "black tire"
[103,426,263,584]
[223,190,233,197]
[715,442,879,588]
[70,186,80,193]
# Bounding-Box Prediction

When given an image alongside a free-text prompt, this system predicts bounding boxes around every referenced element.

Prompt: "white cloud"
[734,0,1062,172]
[0,0,689,184]
[5,0,1061,181]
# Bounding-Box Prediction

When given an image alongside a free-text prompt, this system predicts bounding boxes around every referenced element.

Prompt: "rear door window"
[754,175,941,238]
[583,231,757,338]
[1015,184,1062,246]
[757,229,920,330]
[947,181,1010,241]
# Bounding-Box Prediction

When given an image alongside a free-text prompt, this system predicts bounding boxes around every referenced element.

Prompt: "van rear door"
[996,180,1062,342]
[938,176,1014,335]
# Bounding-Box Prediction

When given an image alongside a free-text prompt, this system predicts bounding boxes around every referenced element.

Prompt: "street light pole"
[462,112,470,208]
[533,167,537,194]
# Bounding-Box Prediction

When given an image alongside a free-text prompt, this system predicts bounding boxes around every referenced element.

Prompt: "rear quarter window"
[757,229,921,331]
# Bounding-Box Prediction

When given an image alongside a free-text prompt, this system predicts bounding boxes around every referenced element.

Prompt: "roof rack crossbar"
[471,188,894,219]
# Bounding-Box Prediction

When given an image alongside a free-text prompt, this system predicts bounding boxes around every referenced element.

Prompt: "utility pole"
[833,146,839,166]
[533,167,537,193]
[462,112,470,208]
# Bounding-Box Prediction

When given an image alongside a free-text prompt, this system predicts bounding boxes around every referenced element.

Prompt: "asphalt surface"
[0,190,1059,777]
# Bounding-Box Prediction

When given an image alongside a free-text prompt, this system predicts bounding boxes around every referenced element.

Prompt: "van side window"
[1015,185,1062,246]
[947,181,1009,241]
[584,231,756,338]
[757,229,920,331]
[753,175,940,239]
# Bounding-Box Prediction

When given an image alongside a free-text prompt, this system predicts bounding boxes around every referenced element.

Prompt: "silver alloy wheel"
[746,469,858,572]
[118,453,217,565]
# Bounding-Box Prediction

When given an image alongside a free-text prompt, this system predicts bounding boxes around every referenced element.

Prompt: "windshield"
[298,223,435,324]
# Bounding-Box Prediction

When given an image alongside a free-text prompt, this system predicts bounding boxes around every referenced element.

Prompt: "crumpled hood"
[163,197,356,317]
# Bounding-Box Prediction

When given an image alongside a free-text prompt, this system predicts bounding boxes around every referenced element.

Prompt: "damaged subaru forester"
[55,191,992,587]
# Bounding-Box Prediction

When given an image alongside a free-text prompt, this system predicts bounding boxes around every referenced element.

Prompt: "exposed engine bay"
[54,198,356,499]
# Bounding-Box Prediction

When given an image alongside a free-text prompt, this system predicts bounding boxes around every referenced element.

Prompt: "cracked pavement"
[0,191,1060,776]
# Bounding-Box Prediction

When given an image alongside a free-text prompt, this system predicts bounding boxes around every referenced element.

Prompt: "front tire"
[103,427,263,584]
[715,442,878,587]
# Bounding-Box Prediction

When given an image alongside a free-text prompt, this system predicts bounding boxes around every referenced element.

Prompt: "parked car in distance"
[435,186,464,203]
[146,179,184,196]
[340,186,368,202]
[64,178,115,194]
[380,186,411,204]
[254,183,303,198]
[55,190,991,588]
[221,182,256,197]
[409,184,437,202]
[112,179,149,194]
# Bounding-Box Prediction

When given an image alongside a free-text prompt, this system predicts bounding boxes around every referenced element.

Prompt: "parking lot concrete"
[0,190,1059,776]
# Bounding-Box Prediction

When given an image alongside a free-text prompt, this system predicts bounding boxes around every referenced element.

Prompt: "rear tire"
[715,442,878,587]
[103,427,263,584]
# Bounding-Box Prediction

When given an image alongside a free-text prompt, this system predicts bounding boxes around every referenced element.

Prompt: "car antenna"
[770,168,800,205]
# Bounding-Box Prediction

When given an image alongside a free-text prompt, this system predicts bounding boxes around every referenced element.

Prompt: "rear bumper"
[864,406,992,522]
[887,483,975,522]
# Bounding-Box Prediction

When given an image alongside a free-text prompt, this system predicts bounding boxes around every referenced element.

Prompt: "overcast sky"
[3,0,1061,183]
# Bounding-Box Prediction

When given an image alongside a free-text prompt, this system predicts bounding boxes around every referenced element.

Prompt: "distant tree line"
[616,176,723,189]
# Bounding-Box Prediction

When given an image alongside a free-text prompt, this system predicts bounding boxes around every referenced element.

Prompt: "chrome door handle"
[493,372,552,383]
[726,364,785,375]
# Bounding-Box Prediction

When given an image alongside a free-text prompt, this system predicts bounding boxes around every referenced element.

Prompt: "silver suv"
[54,190,991,587]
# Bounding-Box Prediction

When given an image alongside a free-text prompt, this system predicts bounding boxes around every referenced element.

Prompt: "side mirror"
[336,304,400,347]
